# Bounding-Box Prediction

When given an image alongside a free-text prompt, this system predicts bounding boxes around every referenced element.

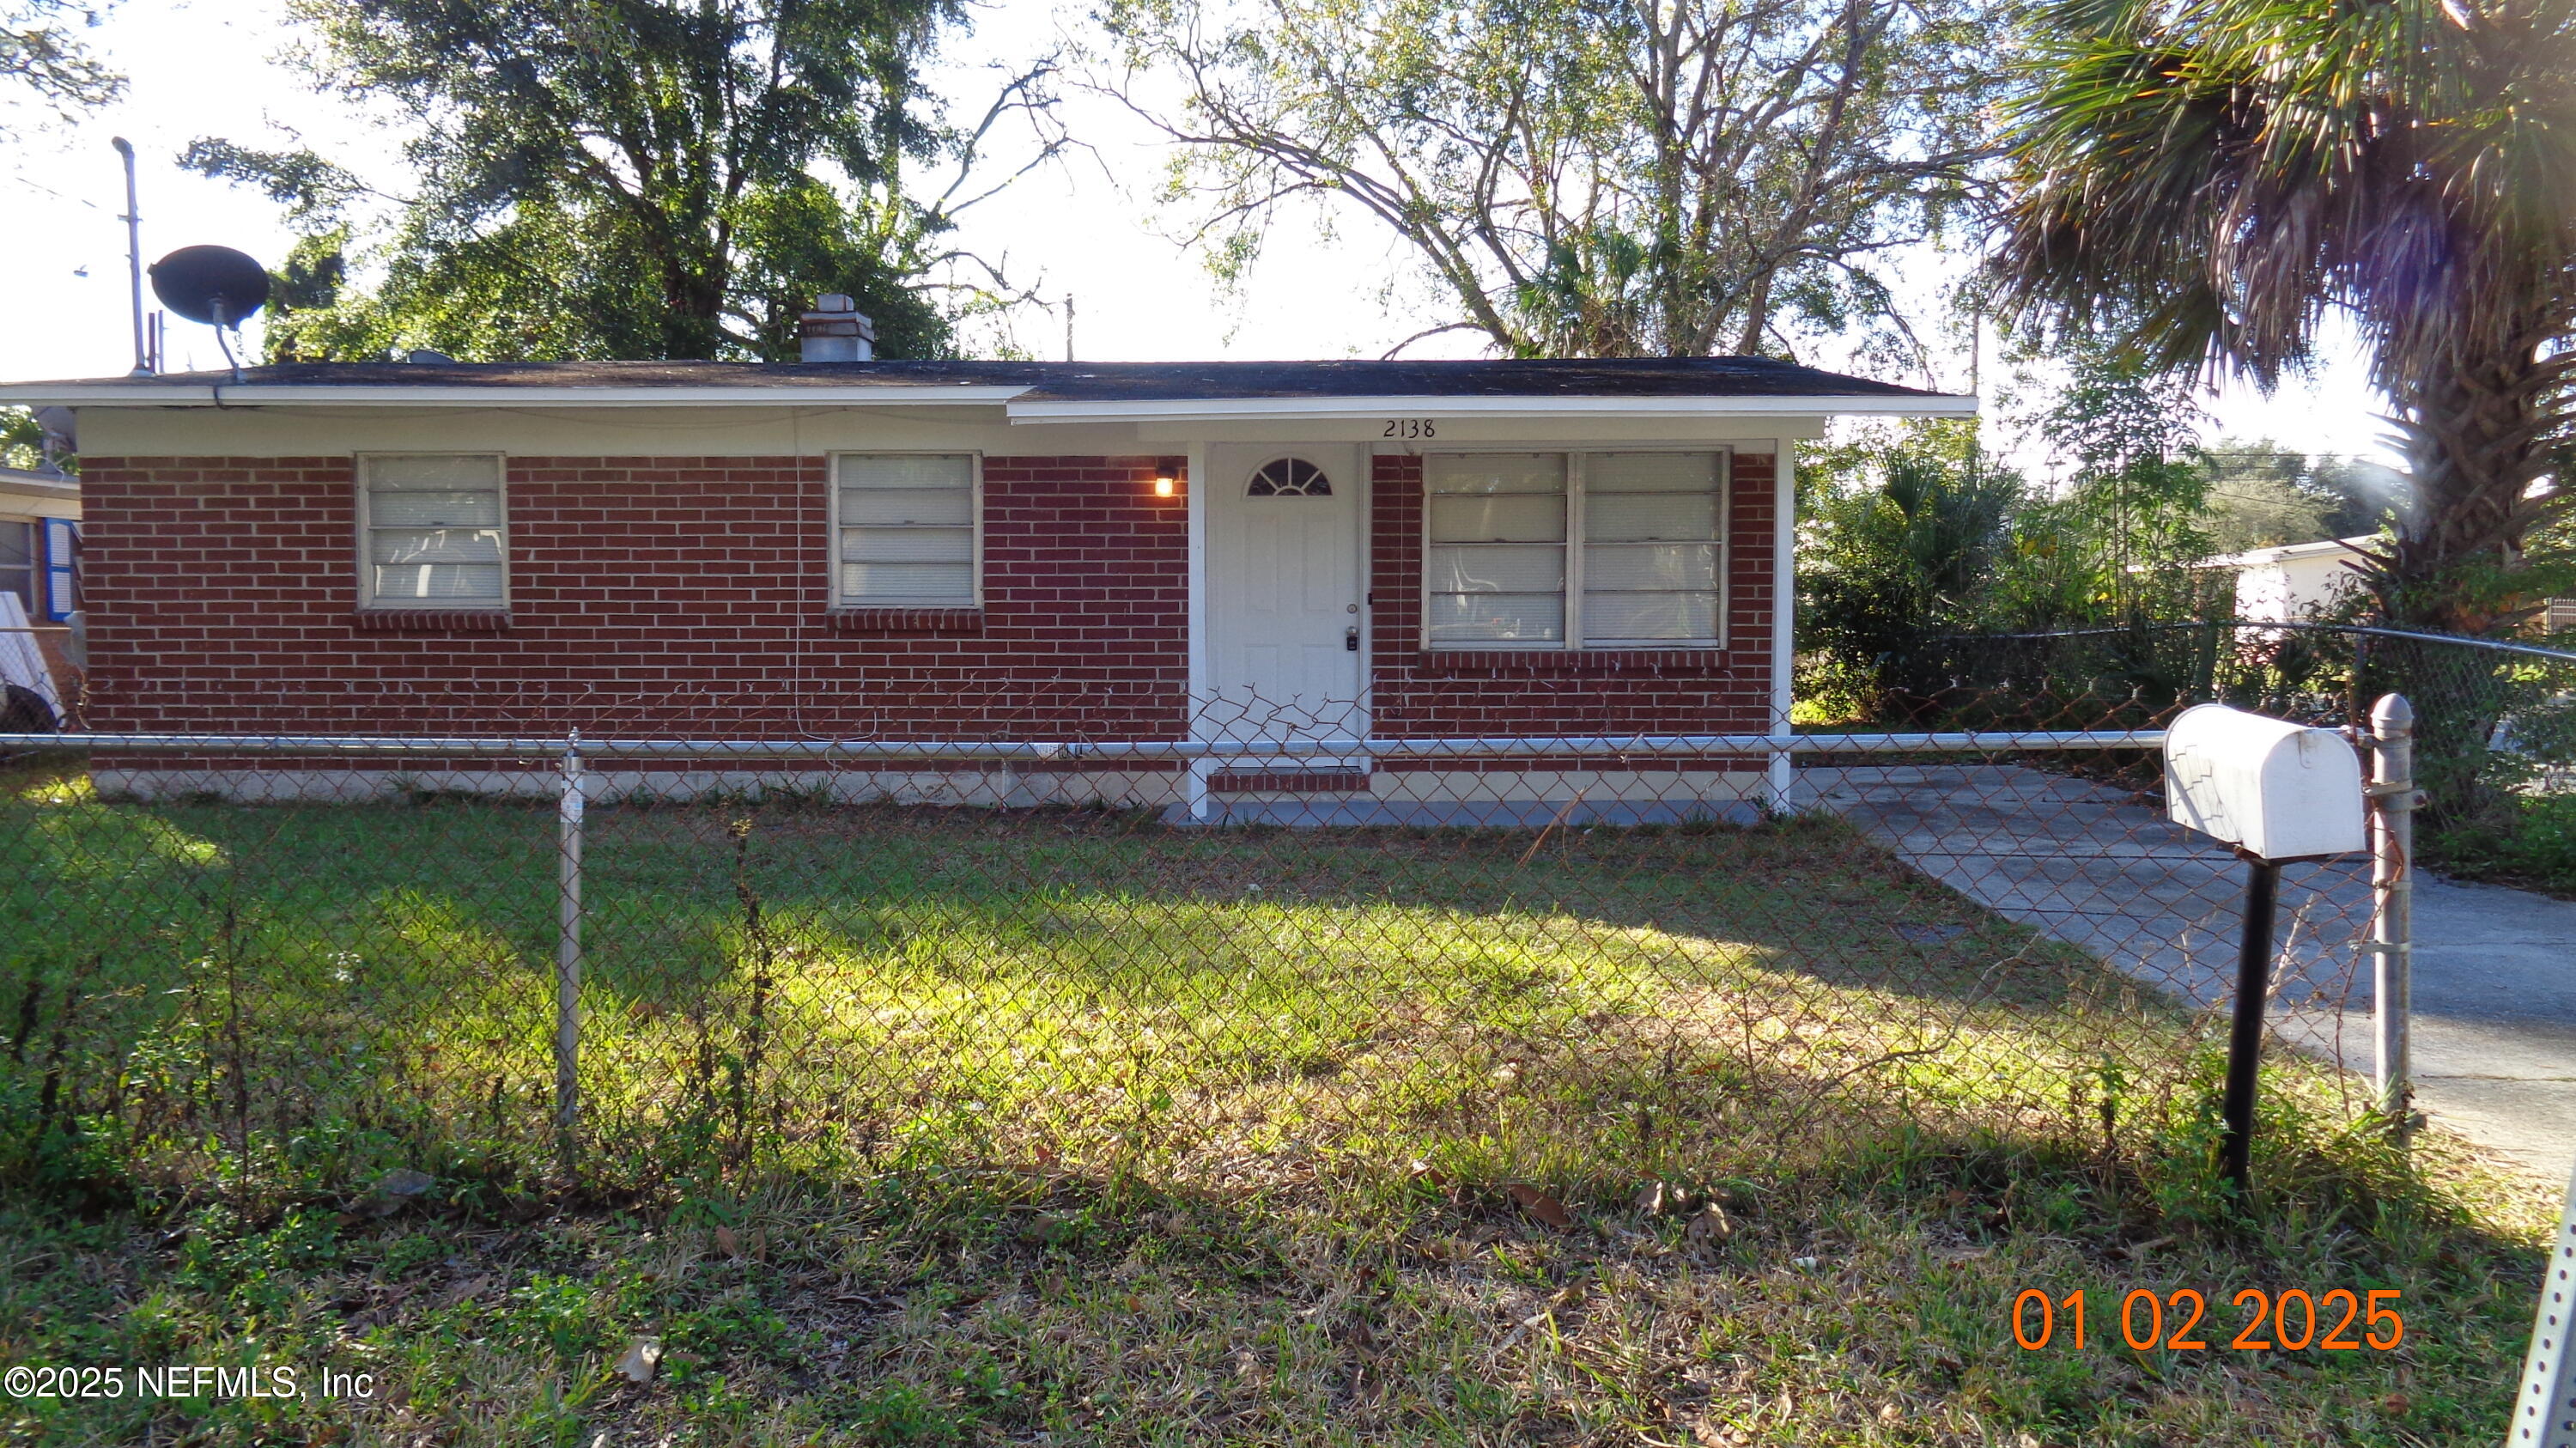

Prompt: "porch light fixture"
[1153,474,1177,497]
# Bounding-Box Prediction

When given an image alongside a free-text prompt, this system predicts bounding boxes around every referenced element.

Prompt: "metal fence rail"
[0,728,2174,758]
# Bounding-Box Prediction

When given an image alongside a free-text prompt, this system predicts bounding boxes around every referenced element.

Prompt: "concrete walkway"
[1807,764,2576,1186]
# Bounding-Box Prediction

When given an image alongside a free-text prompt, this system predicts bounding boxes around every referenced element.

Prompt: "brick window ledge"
[823,607,985,636]
[1411,647,1733,676]
[351,610,513,633]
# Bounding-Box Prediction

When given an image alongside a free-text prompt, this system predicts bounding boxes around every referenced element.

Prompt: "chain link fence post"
[2367,694,2415,1141]
[2509,1157,2576,1445]
[555,728,585,1181]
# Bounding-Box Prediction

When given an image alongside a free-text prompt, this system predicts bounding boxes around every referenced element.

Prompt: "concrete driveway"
[1806,763,2576,1185]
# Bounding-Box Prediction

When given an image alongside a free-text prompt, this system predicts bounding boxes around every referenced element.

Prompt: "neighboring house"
[0,464,80,698]
[2209,536,2374,625]
[0,333,1966,818]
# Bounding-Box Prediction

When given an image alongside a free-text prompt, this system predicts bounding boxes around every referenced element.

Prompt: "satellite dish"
[149,245,270,328]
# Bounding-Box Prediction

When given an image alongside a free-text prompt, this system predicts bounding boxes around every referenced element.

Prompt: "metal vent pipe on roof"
[799,293,874,362]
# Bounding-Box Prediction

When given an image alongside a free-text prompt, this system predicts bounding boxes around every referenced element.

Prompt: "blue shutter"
[41,519,76,621]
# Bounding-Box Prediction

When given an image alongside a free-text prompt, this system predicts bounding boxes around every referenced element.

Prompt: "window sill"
[823,607,985,636]
[351,610,512,633]
[1409,647,1730,676]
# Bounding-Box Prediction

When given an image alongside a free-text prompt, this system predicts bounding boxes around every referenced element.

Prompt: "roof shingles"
[23,356,1947,401]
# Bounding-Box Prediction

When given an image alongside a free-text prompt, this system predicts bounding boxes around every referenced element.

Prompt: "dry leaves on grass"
[1686,1206,1733,1243]
[1506,1183,1573,1229]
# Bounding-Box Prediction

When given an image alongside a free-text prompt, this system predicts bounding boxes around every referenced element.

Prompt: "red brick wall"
[1365,451,1777,739]
[72,448,1781,745]
[75,455,1189,739]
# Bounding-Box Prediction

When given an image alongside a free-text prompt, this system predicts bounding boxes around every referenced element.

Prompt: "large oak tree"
[1102,0,1998,362]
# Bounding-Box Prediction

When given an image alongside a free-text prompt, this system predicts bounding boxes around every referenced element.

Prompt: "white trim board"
[0,384,1032,407]
[1159,420,1804,444]
[1010,394,1971,423]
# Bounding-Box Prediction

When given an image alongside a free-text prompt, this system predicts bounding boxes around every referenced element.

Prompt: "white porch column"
[1767,439,1796,812]
[1184,441,1212,819]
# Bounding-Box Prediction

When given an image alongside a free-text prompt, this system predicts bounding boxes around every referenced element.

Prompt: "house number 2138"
[1382,418,1437,439]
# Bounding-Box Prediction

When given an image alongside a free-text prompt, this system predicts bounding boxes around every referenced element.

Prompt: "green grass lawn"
[0,765,2551,1445]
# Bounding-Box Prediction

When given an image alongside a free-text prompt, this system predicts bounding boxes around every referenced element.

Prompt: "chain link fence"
[1892,620,2576,808]
[1889,622,2576,903]
[1,654,2433,1208]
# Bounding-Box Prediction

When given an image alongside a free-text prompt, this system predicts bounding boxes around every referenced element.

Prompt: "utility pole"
[112,137,149,376]
[1967,298,1981,399]
[1065,294,1075,363]
[1965,295,1985,478]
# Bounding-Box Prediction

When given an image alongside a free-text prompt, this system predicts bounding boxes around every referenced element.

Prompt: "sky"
[0,0,2398,467]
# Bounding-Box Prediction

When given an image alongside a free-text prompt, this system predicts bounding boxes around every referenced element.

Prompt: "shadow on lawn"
[4,1074,2545,1448]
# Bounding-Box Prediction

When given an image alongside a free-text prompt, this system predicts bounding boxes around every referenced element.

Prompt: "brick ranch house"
[2,348,1969,821]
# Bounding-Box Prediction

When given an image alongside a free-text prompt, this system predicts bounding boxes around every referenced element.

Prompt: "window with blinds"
[835,453,977,607]
[1582,452,1723,644]
[1425,453,1567,645]
[1423,450,1727,648]
[359,454,507,608]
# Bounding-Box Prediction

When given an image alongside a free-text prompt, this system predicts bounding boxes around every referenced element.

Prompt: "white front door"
[1201,442,1368,746]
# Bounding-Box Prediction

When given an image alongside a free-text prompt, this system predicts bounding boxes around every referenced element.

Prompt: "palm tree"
[1990,0,2576,633]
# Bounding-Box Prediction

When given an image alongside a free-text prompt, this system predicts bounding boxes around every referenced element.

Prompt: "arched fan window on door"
[1247,458,1332,497]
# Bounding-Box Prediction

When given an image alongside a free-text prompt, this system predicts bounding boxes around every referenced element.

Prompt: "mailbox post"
[2165,704,2367,1199]
[2221,851,2282,1195]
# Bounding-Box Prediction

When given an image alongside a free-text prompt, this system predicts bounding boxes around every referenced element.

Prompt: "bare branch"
[1379,321,1492,359]
[1098,0,1999,358]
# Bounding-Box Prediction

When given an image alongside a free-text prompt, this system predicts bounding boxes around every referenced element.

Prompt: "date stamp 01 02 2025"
[2013,1288,2406,1353]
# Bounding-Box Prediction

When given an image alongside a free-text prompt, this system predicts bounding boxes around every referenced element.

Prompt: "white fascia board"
[0,383,1035,408]
[0,381,1976,419]
[1006,392,1977,423]
[0,468,78,499]
[2204,535,2378,569]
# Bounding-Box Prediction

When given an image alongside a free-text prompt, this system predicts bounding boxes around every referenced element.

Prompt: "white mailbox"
[2164,703,2366,861]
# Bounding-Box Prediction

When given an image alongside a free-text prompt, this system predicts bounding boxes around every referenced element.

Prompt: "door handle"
[1345,626,1360,652]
